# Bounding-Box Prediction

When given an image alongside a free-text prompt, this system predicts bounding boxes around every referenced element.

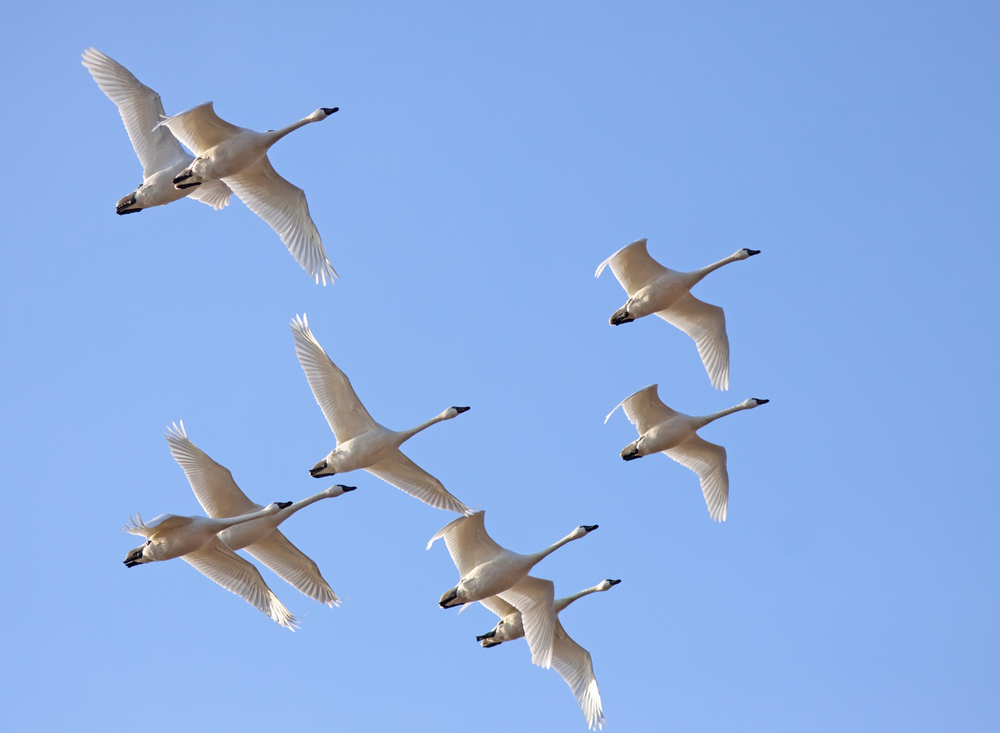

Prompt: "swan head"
[572,524,599,539]
[123,541,152,568]
[743,397,769,409]
[620,440,642,461]
[266,502,293,514]
[477,625,503,647]
[312,107,340,121]
[324,484,357,498]
[610,304,635,326]
[736,248,761,260]
[439,585,464,609]
[116,188,143,215]
[310,453,338,478]
[442,406,471,420]
[600,578,622,591]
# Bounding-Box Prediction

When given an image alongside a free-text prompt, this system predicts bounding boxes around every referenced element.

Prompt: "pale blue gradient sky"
[1,2,998,731]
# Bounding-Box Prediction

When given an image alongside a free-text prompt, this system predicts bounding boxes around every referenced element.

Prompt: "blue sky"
[1,2,998,730]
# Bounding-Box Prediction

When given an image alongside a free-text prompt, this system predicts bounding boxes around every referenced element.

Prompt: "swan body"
[595,238,761,390]
[165,421,354,606]
[476,579,621,730]
[291,314,472,515]
[427,511,599,667]
[606,384,768,521]
[121,502,298,628]
[81,48,232,215]
[159,103,339,284]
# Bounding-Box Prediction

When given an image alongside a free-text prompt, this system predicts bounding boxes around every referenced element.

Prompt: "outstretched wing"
[290,314,378,444]
[426,511,504,577]
[366,450,471,515]
[225,155,337,285]
[182,537,298,629]
[158,101,243,155]
[551,620,606,730]
[187,179,232,210]
[81,47,189,178]
[594,238,670,296]
[605,384,679,435]
[656,292,730,390]
[664,434,729,522]
[244,530,339,607]
[497,576,557,668]
[164,422,258,518]
[480,594,519,619]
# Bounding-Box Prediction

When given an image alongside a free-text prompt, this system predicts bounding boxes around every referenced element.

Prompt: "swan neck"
[279,491,330,518]
[690,253,740,283]
[397,414,446,442]
[554,586,600,614]
[698,403,747,427]
[268,116,314,143]
[525,531,580,566]
[216,505,280,528]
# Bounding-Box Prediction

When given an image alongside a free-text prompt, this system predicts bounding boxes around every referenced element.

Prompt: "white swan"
[476,578,621,731]
[158,103,339,284]
[291,314,472,515]
[122,502,297,629]
[606,384,768,521]
[427,511,599,668]
[81,48,232,215]
[165,421,354,607]
[595,238,761,390]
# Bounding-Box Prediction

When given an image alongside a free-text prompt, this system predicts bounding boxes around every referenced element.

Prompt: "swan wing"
[656,292,730,391]
[244,529,339,607]
[164,422,257,518]
[187,179,232,210]
[663,434,729,521]
[182,536,298,629]
[480,594,519,619]
[81,47,189,178]
[366,450,471,516]
[223,155,337,285]
[158,101,243,155]
[594,238,670,297]
[426,511,503,577]
[290,315,378,443]
[551,620,605,730]
[605,383,679,435]
[498,576,557,668]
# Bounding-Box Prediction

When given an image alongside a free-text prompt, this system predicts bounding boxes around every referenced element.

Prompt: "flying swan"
[595,238,761,390]
[81,48,232,215]
[428,510,599,668]
[165,421,354,607]
[476,578,621,730]
[291,314,472,515]
[606,384,768,521]
[122,502,297,629]
[158,101,339,284]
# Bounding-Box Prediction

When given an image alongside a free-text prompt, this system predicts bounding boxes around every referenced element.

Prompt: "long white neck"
[397,412,450,442]
[265,116,318,145]
[524,530,584,567]
[554,583,606,614]
[695,402,750,429]
[687,250,744,287]
[272,491,331,522]
[209,504,278,531]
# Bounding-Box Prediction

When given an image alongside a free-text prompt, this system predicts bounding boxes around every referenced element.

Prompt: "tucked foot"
[176,182,201,190]
[476,629,497,642]
[310,460,333,478]
[172,169,194,186]
[610,306,634,326]
[621,445,641,461]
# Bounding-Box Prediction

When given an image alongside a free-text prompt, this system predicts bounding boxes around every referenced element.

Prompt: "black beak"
[754,398,770,405]
[116,193,140,215]
[582,524,599,533]
[275,501,293,509]
[453,406,471,414]
[310,460,330,477]
[745,248,761,256]
[341,485,357,492]
[321,107,339,115]
[610,308,634,326]
[608,579,622,586]
[123,550,143,567]
[476,629,497,642]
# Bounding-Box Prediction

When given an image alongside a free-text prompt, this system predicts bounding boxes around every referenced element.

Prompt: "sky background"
[1,2,998,730]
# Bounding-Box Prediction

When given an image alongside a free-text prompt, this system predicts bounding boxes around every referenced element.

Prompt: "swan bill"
[275,501,293,509]
[610,306,634,326]
[123,547,145,568]
[321,107,339,115]
[439,587,463,608]
[453,406,471,414]
[176,182,202,190]
[476,628,497,642]
[752,398,769,405]
[582,524,599,533]
[607,579,622,586]
[744,248,761,256]
[309,459,334,478]
[621,445,641,461]
[172,169,195,186]
[116,192,142,215]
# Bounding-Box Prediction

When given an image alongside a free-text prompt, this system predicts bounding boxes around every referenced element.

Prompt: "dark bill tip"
[322,107,339,115]
[454,406,471,414]
[582,524,599,533]
[745,248,761,256]
[341,485,357,492]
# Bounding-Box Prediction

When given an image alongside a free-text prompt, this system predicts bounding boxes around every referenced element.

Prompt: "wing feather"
[426,511,503,577]
[551,621,606,730]
[594,238,670,296]
[497,576,557,668]
[663,434,729,521]
[224,156,337,285]
[158,101,243,155]
[605,384,679,435]
[366,450,471,515]
[187,179,232,210]
[244,530,339,607]
[164,422,258,518]
[656,292,730,390]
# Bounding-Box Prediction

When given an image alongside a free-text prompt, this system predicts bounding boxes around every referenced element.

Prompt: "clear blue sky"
[1,2,998,730]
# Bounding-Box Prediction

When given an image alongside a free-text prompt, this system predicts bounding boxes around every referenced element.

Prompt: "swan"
[476,578,621,731]
[81,48,232,215]
[427,511,599,668]
[122,502,298,629]
[165,421,355,607]
[606,384,768,521]
[291,314,472,515]
[595,238,761,390]
[158,102,339,284]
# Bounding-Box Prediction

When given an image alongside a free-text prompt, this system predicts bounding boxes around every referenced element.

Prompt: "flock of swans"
[87,47,767,730]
